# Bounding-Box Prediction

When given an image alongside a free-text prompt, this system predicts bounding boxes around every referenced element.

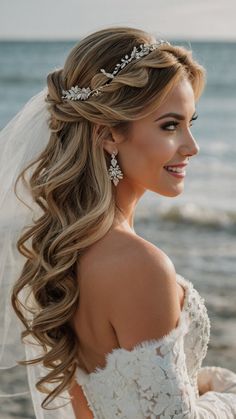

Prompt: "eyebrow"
[155,111,197,121]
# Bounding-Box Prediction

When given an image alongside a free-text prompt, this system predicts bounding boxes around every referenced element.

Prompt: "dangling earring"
[108,151,123,186]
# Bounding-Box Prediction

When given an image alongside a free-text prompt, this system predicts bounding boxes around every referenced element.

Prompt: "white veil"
[0,88,75,418]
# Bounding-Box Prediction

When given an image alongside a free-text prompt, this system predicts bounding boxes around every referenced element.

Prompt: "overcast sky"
[1,0,236,41]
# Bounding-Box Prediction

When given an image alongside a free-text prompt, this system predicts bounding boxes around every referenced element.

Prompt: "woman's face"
[112,77,200,198]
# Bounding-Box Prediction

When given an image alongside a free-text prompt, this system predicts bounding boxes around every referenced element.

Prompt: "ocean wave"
[158,203,236,230]
[136,202,236,232]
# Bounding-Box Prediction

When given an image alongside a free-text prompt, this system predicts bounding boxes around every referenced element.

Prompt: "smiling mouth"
[163,166,186,177]
[164,166,185,173]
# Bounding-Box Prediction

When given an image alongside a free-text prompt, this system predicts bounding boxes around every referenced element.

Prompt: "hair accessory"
[108,151,123,186]
[61,86,101,101]
[61,39,170,102]
[100,40,169,79]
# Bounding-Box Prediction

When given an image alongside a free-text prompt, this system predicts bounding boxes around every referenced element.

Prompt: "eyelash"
[161,115,198,131]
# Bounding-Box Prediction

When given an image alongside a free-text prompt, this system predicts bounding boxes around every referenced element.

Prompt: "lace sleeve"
[76,309,236,419]
[133,313,236,418]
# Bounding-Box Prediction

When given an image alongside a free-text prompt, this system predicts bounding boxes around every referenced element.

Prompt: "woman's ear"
[94,124,125,154]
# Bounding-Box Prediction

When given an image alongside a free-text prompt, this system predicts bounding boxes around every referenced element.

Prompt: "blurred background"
[0,0,236,417]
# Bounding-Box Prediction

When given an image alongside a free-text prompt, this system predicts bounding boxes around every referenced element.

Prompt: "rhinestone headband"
[61,40,170,101]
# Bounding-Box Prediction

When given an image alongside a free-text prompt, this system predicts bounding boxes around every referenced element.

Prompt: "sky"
[0,0,236,41]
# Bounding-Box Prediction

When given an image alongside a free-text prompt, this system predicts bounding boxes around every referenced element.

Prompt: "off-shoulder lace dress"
[75,274,236,418]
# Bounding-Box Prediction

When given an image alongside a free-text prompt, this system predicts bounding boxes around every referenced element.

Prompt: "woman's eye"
[161,121,179,131]
[190,114,198,126]
[161,115,198,132]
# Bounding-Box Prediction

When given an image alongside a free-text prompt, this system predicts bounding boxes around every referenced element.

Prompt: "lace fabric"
[75,274,236,418]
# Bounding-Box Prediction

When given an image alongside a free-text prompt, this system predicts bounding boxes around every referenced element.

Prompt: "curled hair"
[11,26,206,409]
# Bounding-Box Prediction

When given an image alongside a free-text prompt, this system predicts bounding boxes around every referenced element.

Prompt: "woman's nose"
[179,130,200,157]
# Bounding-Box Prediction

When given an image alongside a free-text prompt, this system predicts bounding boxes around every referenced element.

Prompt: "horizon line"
[1,36,236,43]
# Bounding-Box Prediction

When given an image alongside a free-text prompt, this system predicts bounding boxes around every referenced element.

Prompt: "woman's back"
[73,239,236,418]
[72,224,185,375]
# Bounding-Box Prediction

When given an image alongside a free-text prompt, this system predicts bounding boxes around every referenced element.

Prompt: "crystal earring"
[108,151,123,186]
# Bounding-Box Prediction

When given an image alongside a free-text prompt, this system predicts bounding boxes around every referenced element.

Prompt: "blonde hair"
[11,26,206,408]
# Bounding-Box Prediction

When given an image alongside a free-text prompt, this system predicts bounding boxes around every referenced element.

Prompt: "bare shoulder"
[101,234,182,350]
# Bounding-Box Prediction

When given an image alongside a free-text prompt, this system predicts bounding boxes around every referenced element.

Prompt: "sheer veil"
[0,88,75,418]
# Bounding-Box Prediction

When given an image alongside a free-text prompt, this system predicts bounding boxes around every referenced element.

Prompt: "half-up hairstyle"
[11,25,206,409]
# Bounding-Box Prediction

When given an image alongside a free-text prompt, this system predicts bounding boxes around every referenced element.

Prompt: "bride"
[1,26,236,418]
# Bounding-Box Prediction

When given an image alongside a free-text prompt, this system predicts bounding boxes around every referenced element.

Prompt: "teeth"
[165,166,184,173]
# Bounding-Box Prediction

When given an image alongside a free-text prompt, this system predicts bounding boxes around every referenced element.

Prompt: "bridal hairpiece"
[61,40,170,101]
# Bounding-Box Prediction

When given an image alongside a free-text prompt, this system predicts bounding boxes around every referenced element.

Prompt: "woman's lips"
[164,166,186,178]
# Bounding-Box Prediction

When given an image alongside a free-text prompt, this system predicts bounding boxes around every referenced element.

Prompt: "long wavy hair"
[11,26,206,408]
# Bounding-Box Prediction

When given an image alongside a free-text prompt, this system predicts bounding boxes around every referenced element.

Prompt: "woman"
[1,26,236,418]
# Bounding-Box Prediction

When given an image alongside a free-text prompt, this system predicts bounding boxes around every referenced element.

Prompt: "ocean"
[0,39,236,418]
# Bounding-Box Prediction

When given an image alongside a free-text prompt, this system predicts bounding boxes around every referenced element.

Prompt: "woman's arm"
[69,380,94,419]
[198,366,236,395]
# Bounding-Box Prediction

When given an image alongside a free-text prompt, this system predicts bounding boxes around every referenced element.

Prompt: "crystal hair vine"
[61,39,170,101]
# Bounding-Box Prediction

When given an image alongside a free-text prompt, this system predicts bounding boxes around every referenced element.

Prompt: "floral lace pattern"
[75,274,236,418]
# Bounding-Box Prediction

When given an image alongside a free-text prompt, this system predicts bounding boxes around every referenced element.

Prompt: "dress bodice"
[75,274,236,418]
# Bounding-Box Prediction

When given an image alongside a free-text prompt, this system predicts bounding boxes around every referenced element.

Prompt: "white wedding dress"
[75,274,236,418]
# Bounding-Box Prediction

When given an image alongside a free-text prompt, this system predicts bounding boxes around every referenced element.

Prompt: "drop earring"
[108,151,123,186]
